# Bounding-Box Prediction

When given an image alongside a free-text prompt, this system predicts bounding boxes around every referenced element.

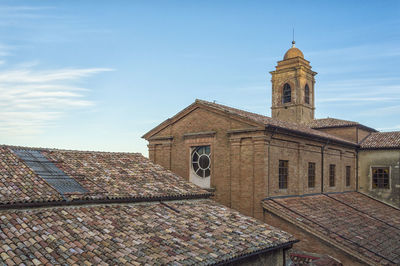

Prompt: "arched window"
[305,84,310,104]
[282,83,291,103]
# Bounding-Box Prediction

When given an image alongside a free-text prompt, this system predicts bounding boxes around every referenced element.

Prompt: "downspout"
[356,127,359,191]
[321,140,329,194]
[398,151,400,205]
[356,150,359,192]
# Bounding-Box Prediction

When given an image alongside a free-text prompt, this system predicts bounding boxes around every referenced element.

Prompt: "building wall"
[148,107,259,211]
[358,149,400,207]
[317,127,357,143]
[315,126,373,144]
[147,106,357,221]
[263,211,365,266]
[357,128,372,143]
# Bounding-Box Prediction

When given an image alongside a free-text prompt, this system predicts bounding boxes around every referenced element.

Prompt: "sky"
[0,0,399,156]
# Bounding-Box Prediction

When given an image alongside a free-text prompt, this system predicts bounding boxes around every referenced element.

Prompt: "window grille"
[372,167,389,189]
[191,146,211,178]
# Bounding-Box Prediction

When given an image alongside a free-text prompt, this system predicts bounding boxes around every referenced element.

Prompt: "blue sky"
[0,1,399,155]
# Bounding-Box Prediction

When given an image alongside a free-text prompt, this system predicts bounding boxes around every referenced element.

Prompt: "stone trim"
[148,135,173,141]
[183,131,216,139]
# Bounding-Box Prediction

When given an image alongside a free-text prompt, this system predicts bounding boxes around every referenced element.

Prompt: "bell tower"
[270,41,317,124]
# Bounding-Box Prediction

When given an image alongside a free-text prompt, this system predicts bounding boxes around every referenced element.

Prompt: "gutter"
[0,193,213,211]
[265,125,358,148]
[213,240,299,266]
[321,140,329,193]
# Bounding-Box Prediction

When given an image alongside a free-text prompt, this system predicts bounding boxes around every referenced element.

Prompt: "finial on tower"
[292,28,295,47]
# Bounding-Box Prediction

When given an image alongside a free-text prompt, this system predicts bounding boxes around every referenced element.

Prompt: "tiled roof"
[0,146,210,205]
[360,131,400,149]
[0,199,295,265]
[195,100,357,146]
[308,118,376,131]
[41,149,210,201]
[263,192,400,266]
[0,145,296,264]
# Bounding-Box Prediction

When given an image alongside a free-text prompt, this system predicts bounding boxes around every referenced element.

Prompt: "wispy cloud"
[0,63,113,136]
[377,124,400,131]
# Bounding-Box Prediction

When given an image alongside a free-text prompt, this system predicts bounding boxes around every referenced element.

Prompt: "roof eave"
[266,125,359,148]
[359,147,400,151]
[213,240,299,266]
[312,124,377,132]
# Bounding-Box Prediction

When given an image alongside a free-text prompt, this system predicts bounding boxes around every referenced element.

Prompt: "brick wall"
[146,105,357,220]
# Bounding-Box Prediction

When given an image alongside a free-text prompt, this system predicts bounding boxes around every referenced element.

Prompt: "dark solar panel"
[13,149,87,195]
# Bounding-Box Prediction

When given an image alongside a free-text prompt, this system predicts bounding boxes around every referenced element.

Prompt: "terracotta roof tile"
[308,118,376,132]
[41,149,210,201]
[263,192,400,265]
[0,146,210,205]
[196,100,357,146]
[0,145,296,264]
[360,131,400,149]
[0,199,295,265]
[308,118,359,128]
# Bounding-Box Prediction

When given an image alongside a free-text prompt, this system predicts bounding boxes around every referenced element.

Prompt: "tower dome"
[283,41,304,60]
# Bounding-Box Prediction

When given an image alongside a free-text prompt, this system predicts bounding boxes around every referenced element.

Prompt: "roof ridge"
[196,99,358,146]
[1,144,142,155]
[196,99,271,119]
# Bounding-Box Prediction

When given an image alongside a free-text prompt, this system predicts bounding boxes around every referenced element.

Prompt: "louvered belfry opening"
[12,149,87,195]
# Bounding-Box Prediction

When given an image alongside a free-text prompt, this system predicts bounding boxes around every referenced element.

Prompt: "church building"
[143,41,400,265]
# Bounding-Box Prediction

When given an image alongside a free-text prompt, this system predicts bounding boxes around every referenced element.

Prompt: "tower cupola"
[270,41,317,124]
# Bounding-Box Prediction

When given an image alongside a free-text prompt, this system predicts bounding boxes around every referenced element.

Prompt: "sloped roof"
[195,100,357,146]
[0,199,295,265]
[308,118,377,132]
[0,145,296,265]
[0,145,210,206]
[360,131,400,149]
[263,192,400,266]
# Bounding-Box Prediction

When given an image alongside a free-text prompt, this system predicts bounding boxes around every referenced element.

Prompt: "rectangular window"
[279,160,288,189]
[308,162,316,188]
[346,166,351,187]
[372,167,390,189]
[329,164,335,187]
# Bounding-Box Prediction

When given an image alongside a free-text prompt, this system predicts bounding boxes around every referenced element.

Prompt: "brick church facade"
[143,41,400,265]
[142,41,366,218]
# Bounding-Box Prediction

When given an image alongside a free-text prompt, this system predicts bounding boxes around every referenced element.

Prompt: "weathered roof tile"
[0,146,210,205]
[307,118,376,132]
[360,131,400,149]
[0,144,296,264]
[0,200,295,265]
[263,192,400,265]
